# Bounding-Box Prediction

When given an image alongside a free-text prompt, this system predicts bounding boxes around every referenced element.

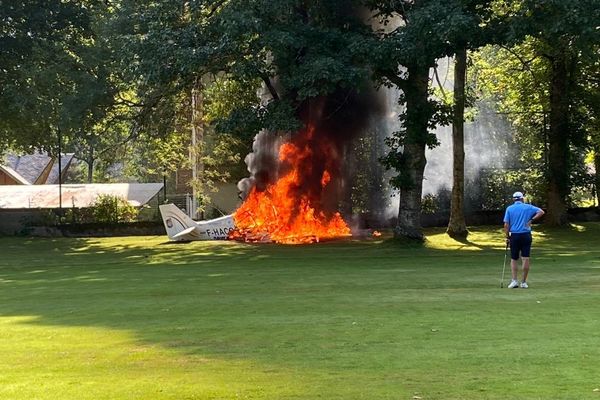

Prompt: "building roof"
[3,153,74,185]
[46,154,75,184]
[0,183,164,209]
[0,165,31,185]
[5,153,51,184]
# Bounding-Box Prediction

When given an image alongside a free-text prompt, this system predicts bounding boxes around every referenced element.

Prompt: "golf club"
[500,240,509,288]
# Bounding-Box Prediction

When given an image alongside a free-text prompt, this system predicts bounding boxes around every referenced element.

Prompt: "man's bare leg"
[522,257,530,282]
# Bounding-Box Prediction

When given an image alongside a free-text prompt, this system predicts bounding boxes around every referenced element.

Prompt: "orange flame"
[229,127,351,244]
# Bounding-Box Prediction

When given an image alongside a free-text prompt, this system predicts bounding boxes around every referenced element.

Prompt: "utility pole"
[163,167,167,202]
[57,127,63,217]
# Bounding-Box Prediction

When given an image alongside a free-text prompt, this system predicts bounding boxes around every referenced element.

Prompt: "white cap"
[512,191,524,199]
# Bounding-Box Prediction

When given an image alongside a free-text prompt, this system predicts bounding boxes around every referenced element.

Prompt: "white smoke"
[375,57,513,217]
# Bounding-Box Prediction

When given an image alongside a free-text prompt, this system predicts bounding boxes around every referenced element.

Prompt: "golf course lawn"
[1,223,599,399]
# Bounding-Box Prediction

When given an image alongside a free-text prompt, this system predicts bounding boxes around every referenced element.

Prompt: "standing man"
[503,191,545,288]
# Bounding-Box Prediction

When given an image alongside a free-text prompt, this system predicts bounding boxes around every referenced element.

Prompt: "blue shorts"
[510,232,532,260]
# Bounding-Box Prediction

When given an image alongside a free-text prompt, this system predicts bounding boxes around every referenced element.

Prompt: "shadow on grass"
[449,235,487,250]
[1,223,599,395]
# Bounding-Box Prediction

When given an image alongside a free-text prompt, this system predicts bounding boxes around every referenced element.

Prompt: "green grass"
[1,224,600,399]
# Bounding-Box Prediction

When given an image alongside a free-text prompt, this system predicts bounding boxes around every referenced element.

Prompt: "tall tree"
[0,1,116,157]
[581,57,600,206]
[446,0,499,238]
[473,0,599,224]
[114,0,373,135]
[513,0,599,225]
[447,47,469,238]
[367,0,490,240]
[112,0,376,211]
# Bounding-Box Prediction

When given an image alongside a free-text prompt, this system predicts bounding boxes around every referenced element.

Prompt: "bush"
[91,194,139,223]
[421,194,439,215]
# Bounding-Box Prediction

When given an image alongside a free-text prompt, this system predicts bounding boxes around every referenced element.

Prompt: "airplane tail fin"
[159,204,199,241]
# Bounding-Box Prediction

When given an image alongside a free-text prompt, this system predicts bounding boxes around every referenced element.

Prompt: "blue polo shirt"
[503,201,542,234]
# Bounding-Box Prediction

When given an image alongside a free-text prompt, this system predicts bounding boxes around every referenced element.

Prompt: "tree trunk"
[87,148,94,183]
[545,51,570,226]
[191,83,204,220]
[395,141,427,240]
[87,160,94,183]
[594,148,600,208]
[447,47,469,239]
[394,65,430,241]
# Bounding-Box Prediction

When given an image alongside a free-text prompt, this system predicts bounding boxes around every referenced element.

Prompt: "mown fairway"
[1,224,599,399]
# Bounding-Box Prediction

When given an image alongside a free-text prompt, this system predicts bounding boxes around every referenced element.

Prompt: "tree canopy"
[1,0,598,234]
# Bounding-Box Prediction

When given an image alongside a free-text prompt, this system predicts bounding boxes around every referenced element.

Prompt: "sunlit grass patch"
[1,223,600,399]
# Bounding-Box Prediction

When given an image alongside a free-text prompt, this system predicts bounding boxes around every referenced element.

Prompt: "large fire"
[229,126,351,244]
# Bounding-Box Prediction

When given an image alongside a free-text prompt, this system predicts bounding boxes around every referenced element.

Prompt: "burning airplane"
[160,125,352,244]
[160,91,383,244]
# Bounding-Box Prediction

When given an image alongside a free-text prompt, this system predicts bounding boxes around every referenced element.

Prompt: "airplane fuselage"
[160,204,235,241]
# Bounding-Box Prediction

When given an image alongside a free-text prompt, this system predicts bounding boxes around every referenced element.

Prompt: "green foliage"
[432,57,479,123]
[472,25,599,207]
[203,76,263,139]
[91,194,139,223]
[348,133,390,215]
[509,0,598,216]
[2,0,598,217]
[0,1,117,155]
[36,210,64,227]
[467,167,545,210]
[62,208,95,224]
[367,1,495,197]
[421,194,440,214]
[202,74,302,142]
[113,0,374,139]
[122,129,188,184]
[40,208,96,226]
[420,189,454,214]
[189,133,242,213]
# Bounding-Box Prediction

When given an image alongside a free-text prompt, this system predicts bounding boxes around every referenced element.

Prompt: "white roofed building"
[0,183,164,209]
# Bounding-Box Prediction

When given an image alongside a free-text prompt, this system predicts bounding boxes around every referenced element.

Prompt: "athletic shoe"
[520,282,529,289]
[508,280,519,289]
